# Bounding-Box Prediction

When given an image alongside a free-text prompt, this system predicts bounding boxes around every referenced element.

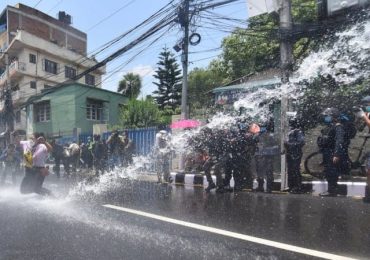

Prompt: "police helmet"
[321,108,340,118]
[361,96,370,105]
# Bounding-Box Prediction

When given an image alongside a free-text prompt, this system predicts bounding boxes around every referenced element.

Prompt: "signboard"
[246,0,280,18]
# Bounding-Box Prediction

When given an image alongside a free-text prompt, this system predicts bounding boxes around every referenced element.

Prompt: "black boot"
[364,186,370,203]
[205,182,216,192]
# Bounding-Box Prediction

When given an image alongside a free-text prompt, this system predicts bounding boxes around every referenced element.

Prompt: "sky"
[2,0,248,97]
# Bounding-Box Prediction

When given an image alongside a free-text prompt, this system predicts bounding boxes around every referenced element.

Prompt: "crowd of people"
[0,130,135,195]
[182,95,370,203]
[0,96,369,203]
[185,118,298,193]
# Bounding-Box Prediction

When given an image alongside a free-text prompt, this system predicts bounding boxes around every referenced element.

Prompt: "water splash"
[58,19,370,198]
[69,155,154,197]
[295,20,370,85]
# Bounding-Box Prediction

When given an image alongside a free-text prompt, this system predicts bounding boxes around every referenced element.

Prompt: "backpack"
[340,113,357,139]
[344,121,357,139]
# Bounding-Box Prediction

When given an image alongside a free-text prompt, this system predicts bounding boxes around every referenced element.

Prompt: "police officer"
[255,120,279,193]
[203,130,227,192]
[284,117,305,193]
[354,96,370,203]
[226,122,258,191]
[318,108,351,197]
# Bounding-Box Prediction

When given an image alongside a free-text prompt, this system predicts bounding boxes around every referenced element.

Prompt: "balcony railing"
[0,61,26,85]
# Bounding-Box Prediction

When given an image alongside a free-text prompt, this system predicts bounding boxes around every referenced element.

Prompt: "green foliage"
[188,67,225,115]
[186,0,319,113]
[215,0,317,80]
[119,98,170,128]
[153,47,182,111]
[117,73,142,99]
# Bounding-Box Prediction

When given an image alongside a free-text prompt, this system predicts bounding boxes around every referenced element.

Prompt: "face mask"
[324,116,332,124]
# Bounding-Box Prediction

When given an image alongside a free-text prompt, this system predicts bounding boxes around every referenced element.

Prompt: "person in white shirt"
[18,132,52,195]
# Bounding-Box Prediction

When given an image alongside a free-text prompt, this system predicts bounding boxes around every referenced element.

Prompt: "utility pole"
[279,0,293,191]
[180,0,190,120]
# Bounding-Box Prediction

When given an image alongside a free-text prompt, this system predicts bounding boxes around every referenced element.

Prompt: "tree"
[152,47,182,111]
[119,98,171,128]
[184,0,318,114]
[188,67,225,115]
[117,73,142,99]
[214,0,317,81]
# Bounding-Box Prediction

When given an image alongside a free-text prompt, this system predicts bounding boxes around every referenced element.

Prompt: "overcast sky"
[3,0,248,97]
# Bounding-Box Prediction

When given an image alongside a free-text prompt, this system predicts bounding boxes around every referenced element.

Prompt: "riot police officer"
[318,108,351,197]
[284,117,305,193]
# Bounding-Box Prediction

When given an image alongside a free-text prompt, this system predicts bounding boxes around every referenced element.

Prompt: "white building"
[0,3,105,131]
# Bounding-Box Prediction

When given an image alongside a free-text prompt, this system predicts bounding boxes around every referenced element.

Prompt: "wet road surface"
[0,174,369,260]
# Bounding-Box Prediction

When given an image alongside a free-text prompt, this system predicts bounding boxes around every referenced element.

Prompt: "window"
[86,99,103,121]
[15,111,21,123]
[44,59,58,74]
[85,74,95,86]
[65,66,76,79]
[30,81,36,89]
[29,54,36,64]
[35,101,51,122]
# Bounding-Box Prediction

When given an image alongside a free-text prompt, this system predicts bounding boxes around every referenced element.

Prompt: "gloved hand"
[353,106,365,118]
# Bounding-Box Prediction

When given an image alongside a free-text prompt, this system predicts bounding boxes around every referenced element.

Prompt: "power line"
[33,0,43,8]
[86,0,137,32]
[74,10,178,81]
[46,0,64,14]
[11,0,179,95]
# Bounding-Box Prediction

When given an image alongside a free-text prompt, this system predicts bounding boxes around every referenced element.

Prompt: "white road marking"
[103,204,358,260]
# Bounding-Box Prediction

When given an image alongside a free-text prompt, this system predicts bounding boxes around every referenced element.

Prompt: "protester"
[154,128,172,183]
[284,117,305,193]
[318,108,351,197]
[354,96,370,203]
[85,136,94,169]
[255,120,279,193]
[92,134,106,177]
[122,131,135,166]
[68,141,80,176]
[107,130,124,168]
[51,140,64,178]
[19,132,52,195]
[0,144,21,185]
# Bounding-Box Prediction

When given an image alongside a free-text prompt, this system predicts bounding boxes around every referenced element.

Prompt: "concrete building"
[0,3,105,131]
[25,83,127,138]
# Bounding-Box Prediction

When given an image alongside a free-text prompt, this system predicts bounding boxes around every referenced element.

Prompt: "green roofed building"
[24,83,128,138]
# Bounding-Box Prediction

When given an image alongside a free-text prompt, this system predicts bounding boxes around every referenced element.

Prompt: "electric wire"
[86,0,137,32]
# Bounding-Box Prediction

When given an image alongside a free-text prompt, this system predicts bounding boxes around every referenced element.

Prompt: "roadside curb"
[170,172,367,197]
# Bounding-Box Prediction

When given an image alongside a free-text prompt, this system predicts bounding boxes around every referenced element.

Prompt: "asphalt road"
[0,173,369,260]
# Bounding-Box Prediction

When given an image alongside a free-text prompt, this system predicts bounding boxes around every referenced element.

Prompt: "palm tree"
[117,73,142,99]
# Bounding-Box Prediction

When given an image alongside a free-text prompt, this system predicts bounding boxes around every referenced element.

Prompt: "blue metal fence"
[77,127,158,156]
